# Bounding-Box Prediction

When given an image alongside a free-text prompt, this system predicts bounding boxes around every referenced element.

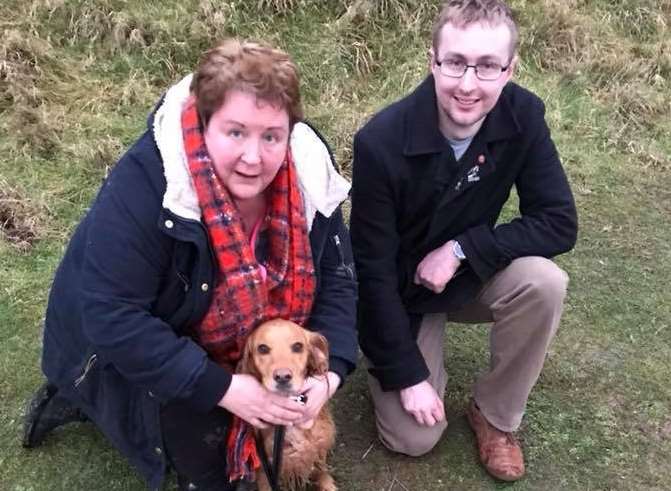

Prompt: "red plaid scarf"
[181,96,316,481]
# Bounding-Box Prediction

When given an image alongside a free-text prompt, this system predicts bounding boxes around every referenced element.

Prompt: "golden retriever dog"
[238,319,337,491]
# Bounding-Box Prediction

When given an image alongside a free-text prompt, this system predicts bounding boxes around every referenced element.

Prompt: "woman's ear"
[307,331,329,376]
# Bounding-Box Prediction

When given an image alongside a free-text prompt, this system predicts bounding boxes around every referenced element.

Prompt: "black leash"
[255,425,286,491]
[254,393,307,491]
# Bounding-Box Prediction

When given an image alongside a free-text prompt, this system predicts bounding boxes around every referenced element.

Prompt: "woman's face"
[204,90,290,205]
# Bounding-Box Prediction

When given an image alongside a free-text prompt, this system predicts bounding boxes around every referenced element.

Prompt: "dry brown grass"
[0,179,41,251]
[333,0,434,79]
[0,2,164,158]
[37,0,152,50]
[342,29,377,76]
[516,0,667,85]
[0,29,52,109]
[513,0,670,171]
[602,0,669,41]
[0,29,69,155]
[85,135,125,178]
[10,105,64,157]
[257,0,301,12]
[196,0,231,39]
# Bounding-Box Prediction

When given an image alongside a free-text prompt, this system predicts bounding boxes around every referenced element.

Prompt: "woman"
[23,39,357,491]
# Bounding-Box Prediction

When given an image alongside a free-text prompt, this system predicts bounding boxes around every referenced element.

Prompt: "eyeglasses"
[435,58,510,81]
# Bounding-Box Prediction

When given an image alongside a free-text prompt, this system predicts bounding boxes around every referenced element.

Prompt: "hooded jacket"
[41,76,357,490]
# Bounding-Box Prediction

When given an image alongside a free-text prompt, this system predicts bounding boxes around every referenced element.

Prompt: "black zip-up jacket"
[41,107,357,490]
[351,75,577,392]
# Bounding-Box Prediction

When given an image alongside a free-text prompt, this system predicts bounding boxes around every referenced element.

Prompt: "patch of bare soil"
[0,182,39,251]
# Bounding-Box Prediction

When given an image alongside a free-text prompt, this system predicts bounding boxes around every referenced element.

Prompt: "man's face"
[430,21,516,140]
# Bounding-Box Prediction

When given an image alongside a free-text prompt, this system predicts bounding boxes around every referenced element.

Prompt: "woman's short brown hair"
[190,38,303,128]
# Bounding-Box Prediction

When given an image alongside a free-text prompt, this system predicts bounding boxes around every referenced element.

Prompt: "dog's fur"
[238,319,337,491]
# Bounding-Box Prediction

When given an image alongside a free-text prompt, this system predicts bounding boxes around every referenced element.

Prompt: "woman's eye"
[257,344,270,354]
[263,133,278,143]
[228,129,243,138]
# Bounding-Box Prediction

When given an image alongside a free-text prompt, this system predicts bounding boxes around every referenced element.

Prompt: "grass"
[1,0,670,489]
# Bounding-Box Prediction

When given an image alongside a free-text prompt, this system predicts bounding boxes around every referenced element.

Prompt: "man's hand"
[399,380,445,426]
[218,374,305,429]
[295,371,341,429]
[414,239,461,293]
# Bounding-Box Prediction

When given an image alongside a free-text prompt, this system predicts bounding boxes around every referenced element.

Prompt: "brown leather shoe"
[466,399,525,481]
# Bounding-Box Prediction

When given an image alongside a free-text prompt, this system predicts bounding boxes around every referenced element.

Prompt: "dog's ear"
[307,331,329,376]
[237,335,260,378]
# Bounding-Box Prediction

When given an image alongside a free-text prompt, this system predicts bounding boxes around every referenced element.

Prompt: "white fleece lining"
[153,74,201,221]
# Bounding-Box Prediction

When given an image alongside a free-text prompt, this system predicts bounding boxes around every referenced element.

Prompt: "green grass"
[2,0,670,489]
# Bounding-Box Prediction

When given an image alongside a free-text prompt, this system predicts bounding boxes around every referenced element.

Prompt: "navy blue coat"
[41,111,357,490]
[351,75,577,392]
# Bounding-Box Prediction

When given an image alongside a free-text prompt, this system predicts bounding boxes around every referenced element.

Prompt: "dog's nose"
[273,369,293,387]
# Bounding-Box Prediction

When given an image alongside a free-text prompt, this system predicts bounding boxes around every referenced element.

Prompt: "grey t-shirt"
[448,135,474,161]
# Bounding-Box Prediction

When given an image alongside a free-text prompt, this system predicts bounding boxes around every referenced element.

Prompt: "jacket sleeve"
[350,131,431,391]
[308,207,358,384]
[79,148,231,414]
[456,100,578,281]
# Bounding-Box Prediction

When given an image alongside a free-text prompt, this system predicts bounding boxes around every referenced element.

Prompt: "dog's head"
[238,319,329,394]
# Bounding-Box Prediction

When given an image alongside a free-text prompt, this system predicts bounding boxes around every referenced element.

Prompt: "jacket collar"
[151,75,350,231]
[403,75,521,156]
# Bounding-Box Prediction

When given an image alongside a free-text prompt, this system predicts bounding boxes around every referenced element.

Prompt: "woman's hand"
[217,374,305,429]
[295,371,340,429]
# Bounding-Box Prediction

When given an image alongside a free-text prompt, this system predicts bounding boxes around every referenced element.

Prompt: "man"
[350,0,577,482]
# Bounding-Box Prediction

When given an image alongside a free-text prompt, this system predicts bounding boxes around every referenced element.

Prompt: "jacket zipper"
[176,270,190,292]
[74,354,98,388]
[333,234,354,279]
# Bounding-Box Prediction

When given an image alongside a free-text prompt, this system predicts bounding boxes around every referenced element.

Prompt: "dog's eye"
[291,342,304,353]
[257,344,270,355]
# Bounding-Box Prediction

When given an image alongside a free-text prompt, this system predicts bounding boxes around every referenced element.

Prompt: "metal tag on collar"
[290,393,308,405]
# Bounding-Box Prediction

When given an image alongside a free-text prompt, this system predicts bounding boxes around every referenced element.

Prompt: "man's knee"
[378,421,446,457]
[525,257,568,304]
[508,257,568,305]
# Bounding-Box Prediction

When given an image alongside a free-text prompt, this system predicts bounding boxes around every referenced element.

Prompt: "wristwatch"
[452,240,466,261]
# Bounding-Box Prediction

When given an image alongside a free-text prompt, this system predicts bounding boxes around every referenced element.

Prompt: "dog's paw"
[314,471,336,491]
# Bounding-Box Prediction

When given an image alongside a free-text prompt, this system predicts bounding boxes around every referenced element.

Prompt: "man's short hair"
[191,38,303,128]
[432,0,519,57]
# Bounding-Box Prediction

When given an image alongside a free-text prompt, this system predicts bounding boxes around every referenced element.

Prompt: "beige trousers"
[367,256,568,457]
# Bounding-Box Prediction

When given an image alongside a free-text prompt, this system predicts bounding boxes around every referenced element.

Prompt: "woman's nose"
[242,137,262,164]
